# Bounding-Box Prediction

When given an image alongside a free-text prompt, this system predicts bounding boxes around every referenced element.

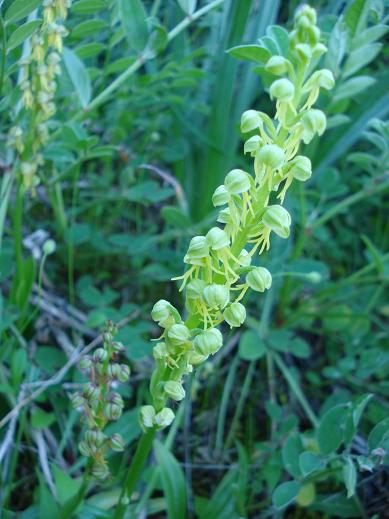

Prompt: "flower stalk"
[113,4,334,513]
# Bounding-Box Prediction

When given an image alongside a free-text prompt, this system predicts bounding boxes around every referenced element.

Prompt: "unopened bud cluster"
[140,5,333,430]
[8,0,71,190]
[70,321,130,480]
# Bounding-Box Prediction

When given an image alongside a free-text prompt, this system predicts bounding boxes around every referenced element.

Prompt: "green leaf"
[7,19,41,51]
[343,43,382,78]
[334,76,376,101]
[238,330,266,360]
[344,0,371,39]
[72,0,107,15]
[63,47,92,108]
[71,19,108,39]
[343,457,357,498]
[4,0,40,23]
[289,338,311,359]
[11,348,27,387]
[38,475,59,519]
[119,0,149,52]
[53,467,81,505]
[317,404,349,455]
[154,440,187,519]
[177,0,197,15]
[161,206,191,230]
[299,452,324,477]
[282,433,303,478]
[31,408,56,429]
[272,481,301,509]
[344,393,373,444]
[367,417,389,450]
[227,44,271,64]
[353,24,389,48]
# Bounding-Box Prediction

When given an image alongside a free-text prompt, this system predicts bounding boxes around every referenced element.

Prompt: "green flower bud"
[244,135,262,155]
[217,208,231,225]
[107,363,121,379]
[187,351,208,365]
[194,328,223,355]
[238,248,251,267]
[164,380,186,401]
[155,408,175,429]
[212,185,230,206]
[224,169,251,195]
[288,155,312,181]
[79,356,93,370]
[118,364,130,383]
[306,24,320,45]
[241,110,262,132]
[294,43,311,63]
[167,323,191,345]
[206,227,230,250]
[257,144,285,170]
[153,342,168,359]
[110,392,124,407]
[70,393,85,410]
[151,299,180,327]
[93,348,108,363]
[223,302,246,328]
[43,239,56,255]
[109,433,125,452]
[246,267,272,292]
[203,284,230,310]
[186,279,206,299]
[83,383,100,402]
[315,69,335,90]
[91,462,110,480]
[85,430,106,448]
[184,236,209,265]
[306,271,322,283]
[103,403,122,421]
[270,78,295,101]
[301,109,326,144]
[79,440,92,457]
[296,4,317,24]
[262,205,291,238]
[140,405,156,429]
[312,43,327,58]
[111,341,125,353]
[265,55,291,75]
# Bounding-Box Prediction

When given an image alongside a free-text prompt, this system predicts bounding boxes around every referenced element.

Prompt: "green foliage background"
[0,0,388,517]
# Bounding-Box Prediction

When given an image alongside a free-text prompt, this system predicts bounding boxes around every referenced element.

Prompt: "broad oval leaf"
[119,0,149,52]
[7,19,41,51]
[227,44,271,64]
[238,330,266,360]
[273,481,301,509]
[282,433,303,478]
[317,404,349,455]
[4,0,40,23]
[62,47,92,108]
[343,457,357,498]
[154,440,187,519]
[72,0,107,15]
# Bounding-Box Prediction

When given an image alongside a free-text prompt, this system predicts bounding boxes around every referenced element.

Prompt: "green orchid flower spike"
[142,3,334,431]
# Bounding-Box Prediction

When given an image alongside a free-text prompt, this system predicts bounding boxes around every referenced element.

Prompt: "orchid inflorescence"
[8,0,71,190]
[140,4,334,430]
[71,322,130,480]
